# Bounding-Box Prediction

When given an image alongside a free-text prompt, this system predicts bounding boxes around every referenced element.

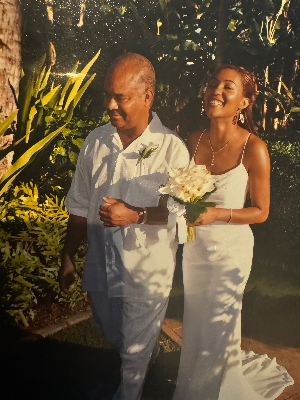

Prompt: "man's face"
[103,63,152,132]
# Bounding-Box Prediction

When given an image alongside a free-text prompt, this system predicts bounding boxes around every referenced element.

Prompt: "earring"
[232,109,240,125]
[239,112,245,124]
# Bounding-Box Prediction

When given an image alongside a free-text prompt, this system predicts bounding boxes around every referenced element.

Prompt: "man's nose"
[104,96,118,110]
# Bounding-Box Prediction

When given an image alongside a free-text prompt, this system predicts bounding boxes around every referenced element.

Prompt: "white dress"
[172,134,294,400]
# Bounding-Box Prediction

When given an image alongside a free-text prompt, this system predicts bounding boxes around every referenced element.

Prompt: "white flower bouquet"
[159,165,217,241]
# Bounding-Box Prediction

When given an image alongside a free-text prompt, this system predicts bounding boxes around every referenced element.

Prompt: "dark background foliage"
[0,0,299,325]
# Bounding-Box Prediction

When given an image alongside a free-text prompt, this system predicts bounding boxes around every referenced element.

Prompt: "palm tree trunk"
[0,0,22,121]
[0,0,22,178]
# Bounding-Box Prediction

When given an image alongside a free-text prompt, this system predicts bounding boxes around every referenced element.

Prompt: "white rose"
[160,165,216,203]
[180,190,192,202]
[169,184,184,198]
[197,181,215,198]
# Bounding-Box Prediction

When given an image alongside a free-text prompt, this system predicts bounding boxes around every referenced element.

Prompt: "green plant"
[251,136,300,273]
[259,81,300,129]
[0,50,100,197]
[34,113,109,198]
[0,183,86,327]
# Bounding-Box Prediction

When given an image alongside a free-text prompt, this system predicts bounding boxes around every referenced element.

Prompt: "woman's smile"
[209,99,224,106]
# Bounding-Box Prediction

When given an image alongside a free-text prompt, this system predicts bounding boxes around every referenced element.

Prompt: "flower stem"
[187,226,196,242]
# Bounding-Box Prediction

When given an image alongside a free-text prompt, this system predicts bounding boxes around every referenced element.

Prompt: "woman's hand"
[188,207,217,226]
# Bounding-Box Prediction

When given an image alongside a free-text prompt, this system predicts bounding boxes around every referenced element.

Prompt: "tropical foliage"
[0,50,100,196]
[0,183,86,327]
[21,0,300,136]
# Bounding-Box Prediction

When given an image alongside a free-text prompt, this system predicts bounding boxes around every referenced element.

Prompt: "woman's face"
[204,68,248,120]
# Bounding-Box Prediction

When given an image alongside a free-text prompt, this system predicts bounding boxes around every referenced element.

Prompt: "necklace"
[208,134,231,166]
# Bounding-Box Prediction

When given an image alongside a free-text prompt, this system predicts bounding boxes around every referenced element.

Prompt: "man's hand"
[99,197,139,227]
[58,254,76,293]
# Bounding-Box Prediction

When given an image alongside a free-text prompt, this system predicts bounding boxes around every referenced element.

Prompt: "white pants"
[88,291,169,400]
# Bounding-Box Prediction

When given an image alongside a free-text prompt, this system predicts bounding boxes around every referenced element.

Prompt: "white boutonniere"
[137,143,158,165]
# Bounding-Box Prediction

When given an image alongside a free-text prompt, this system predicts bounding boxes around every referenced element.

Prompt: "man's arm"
[99,196,169,227]
[58,214,87,292]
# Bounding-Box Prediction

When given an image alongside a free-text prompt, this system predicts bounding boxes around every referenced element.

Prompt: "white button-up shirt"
[65,112,189,299]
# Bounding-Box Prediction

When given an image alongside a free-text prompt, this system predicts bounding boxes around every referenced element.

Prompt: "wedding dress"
[172,133,294,400]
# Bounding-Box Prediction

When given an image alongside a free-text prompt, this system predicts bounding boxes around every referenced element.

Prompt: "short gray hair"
[108,52,156,94]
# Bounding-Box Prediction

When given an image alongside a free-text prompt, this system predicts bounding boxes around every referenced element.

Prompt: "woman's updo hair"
[209,64,258,133]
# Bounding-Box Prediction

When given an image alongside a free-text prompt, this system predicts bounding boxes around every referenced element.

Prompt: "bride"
[172,65,294,400]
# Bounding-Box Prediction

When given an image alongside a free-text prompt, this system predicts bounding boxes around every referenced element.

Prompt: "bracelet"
[227,208,232,223]
[137,208,147,224]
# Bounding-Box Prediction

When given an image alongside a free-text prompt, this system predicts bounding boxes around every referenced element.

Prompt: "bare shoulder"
[248,133,269,155]
[245,133,270,170]
[187,129,205,153]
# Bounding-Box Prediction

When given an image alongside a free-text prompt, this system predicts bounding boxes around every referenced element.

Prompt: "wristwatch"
[137,208,147,224]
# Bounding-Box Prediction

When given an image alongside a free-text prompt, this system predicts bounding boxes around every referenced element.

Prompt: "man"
[58,53,189,400]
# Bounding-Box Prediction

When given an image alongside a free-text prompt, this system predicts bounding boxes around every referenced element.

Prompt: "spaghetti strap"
[193,130,205,159]
[241,133,251,163]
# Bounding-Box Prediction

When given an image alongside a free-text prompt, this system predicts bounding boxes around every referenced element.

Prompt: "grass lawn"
[52,318,180,353]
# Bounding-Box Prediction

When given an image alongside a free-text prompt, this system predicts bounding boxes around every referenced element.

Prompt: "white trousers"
[88,291,169,400]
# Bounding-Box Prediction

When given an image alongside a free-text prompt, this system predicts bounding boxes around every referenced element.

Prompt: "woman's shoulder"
[187,129,206,148]
[247,132,269,153]
[244,131,270,168]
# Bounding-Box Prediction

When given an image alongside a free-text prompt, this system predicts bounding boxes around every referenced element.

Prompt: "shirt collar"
[109,112,163,151]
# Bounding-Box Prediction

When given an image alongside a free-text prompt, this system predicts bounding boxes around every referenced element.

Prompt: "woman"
[172,65,293,400]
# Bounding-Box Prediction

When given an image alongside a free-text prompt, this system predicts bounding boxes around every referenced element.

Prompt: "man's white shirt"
[65,112,189,298]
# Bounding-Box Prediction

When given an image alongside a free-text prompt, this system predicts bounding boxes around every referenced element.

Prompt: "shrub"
[0,51,100,197]
[252,137,300,272]
[0,182,86,327]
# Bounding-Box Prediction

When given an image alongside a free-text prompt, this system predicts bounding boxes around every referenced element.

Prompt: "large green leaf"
[17,72,35,140]
[64,100,75,124]
[64,50,100,110]
[0,110,18,138]
[25,105,37,143]
[41,85,61,107]
[47,86,62,110]
[58,62,79,108]
[72,73,96,108]
[40,67,51,91]
[0,124,66,196]
[33,67,46,98]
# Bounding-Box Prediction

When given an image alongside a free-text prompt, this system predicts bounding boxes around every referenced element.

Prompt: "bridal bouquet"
[159,165,217,241]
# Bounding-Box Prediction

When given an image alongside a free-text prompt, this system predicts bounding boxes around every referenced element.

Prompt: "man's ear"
[144,89,154,107]
[240,97,250,110]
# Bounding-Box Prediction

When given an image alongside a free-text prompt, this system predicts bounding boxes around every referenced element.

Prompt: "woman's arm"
[191,136,270,226]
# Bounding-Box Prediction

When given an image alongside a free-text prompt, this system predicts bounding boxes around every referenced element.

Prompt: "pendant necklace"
[209,134,231,166]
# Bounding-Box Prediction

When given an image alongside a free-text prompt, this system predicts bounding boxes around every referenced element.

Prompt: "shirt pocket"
[124,170,168,207]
